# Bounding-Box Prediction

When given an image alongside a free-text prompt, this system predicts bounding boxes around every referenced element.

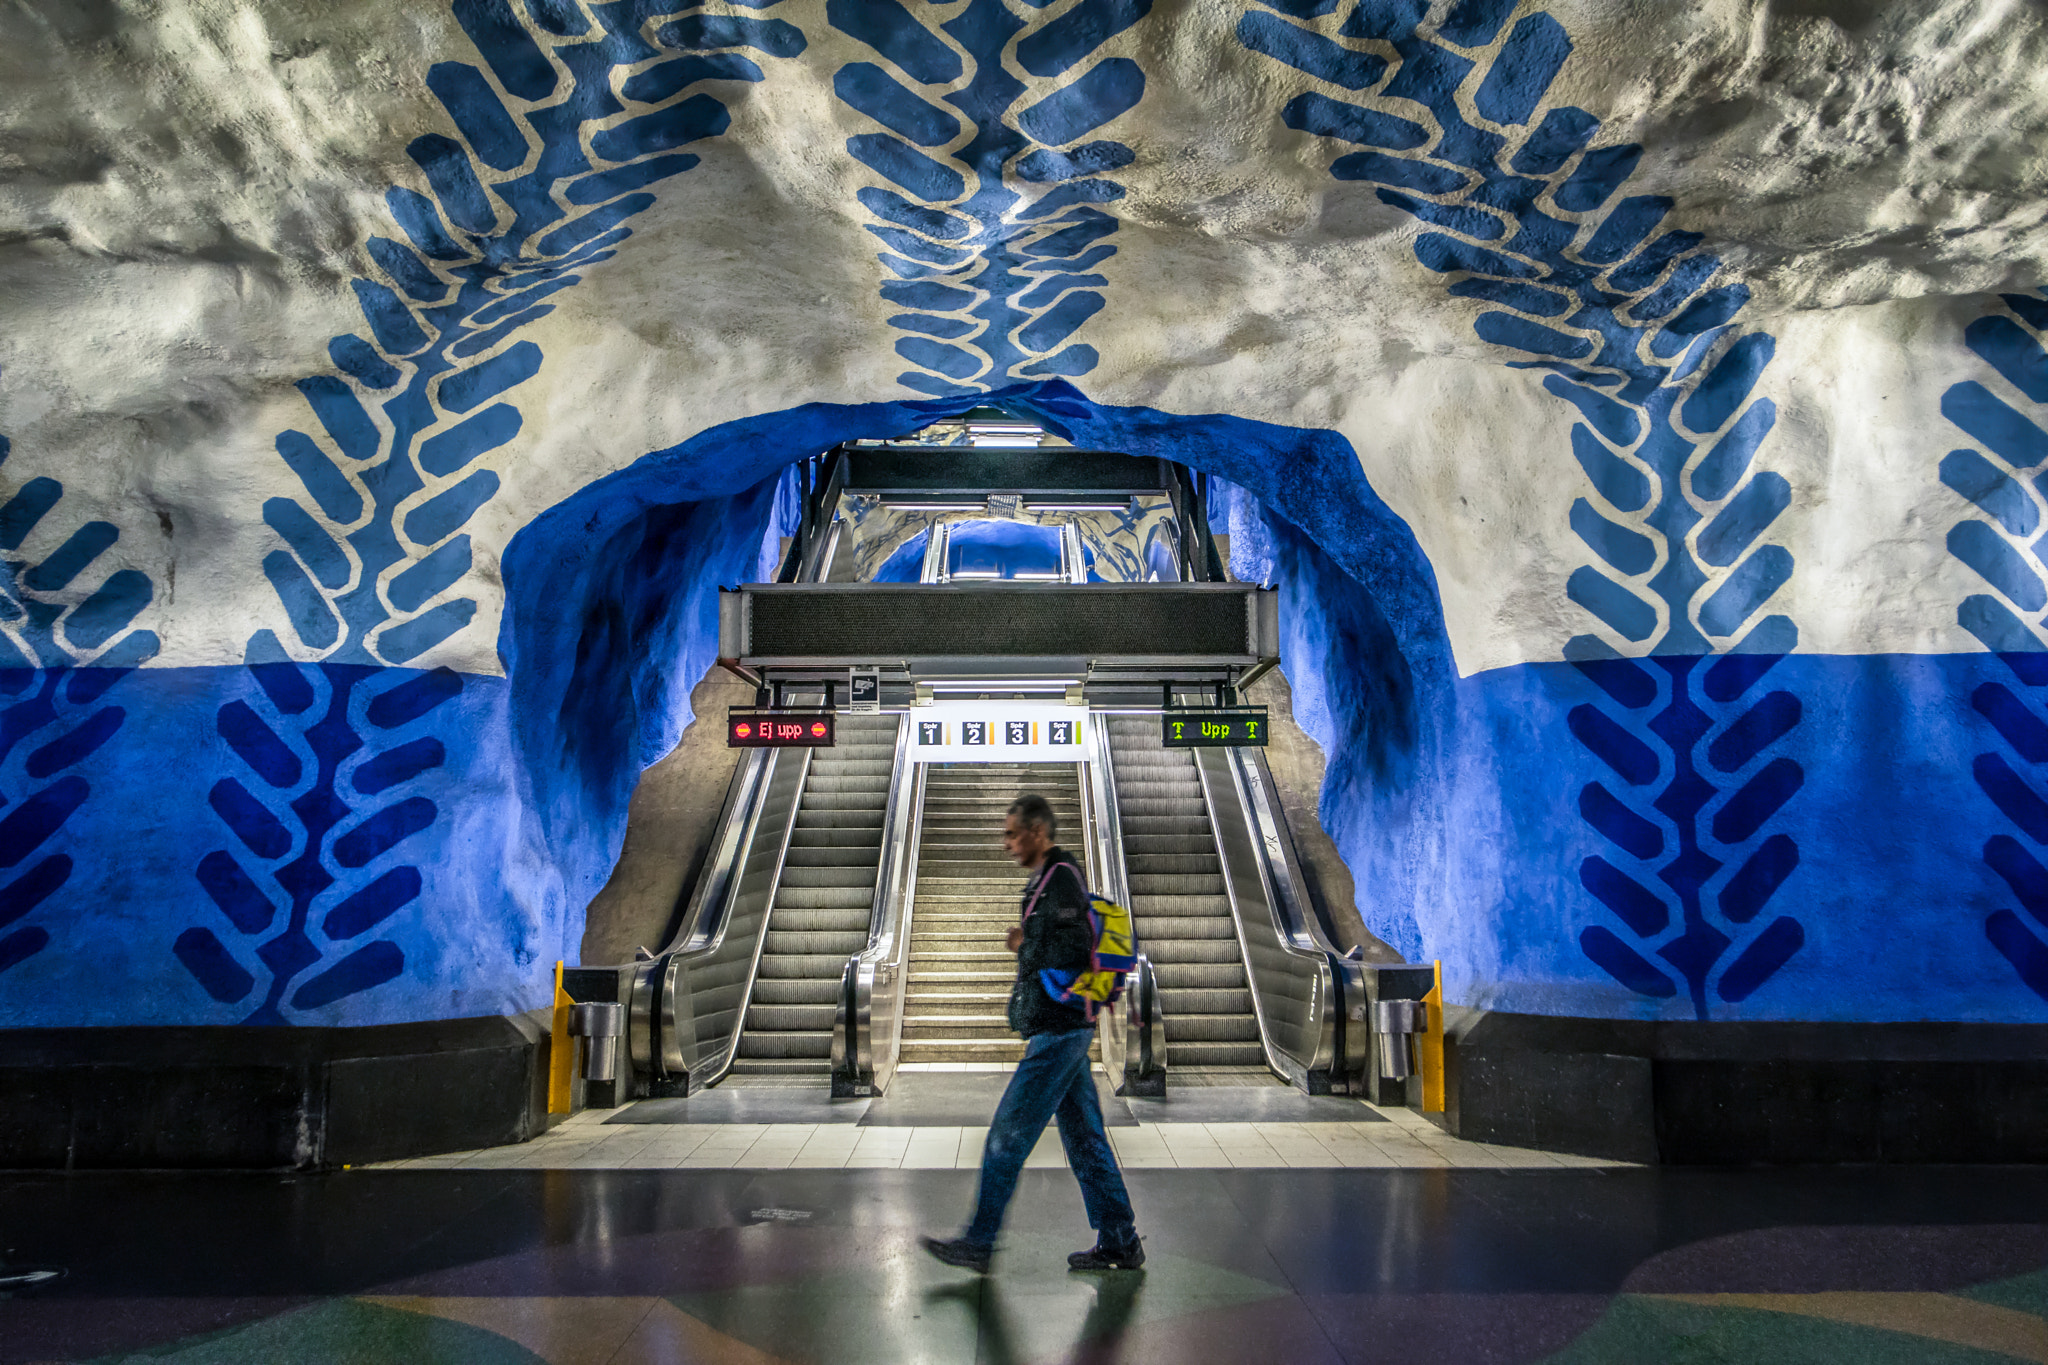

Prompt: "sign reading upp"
[1942,287,2048,1001]
[829,0,1149,394]
[1240,0,1806,1017]
[188,0,807,1021]
[0,387,160,981]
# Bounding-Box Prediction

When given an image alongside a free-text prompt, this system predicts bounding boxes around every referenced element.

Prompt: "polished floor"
[3,1165,2045,1363]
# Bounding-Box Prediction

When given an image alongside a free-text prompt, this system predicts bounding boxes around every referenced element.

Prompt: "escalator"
[729,714,900,1074]
[1102,717,1264,1069]
[590,435,1389,1105]
[899,763,1084,1065]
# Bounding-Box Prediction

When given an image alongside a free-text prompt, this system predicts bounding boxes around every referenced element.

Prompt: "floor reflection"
[926,1270,1148,1365]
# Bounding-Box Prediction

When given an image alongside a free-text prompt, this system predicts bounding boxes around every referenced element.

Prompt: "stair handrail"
[1086,712,1167,1096]
[831,715,918,1097]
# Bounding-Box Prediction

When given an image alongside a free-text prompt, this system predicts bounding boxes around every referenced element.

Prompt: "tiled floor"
[372,1098,1621,1171]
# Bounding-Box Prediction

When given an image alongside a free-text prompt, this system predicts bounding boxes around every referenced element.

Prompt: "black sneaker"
[1067,1238,1145,1271]
[921,1235,993,1274]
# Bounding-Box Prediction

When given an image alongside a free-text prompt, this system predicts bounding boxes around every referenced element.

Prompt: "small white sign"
[848,669,880,714]
[910,702,1088,763]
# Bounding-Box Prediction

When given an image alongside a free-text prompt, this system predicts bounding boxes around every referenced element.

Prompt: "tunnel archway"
[497,381,1457,988]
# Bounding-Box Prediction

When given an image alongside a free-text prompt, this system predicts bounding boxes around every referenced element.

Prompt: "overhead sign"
[1161,708,1268,747]
[911,702,1086,764]
[729,710,836,748]
[848,669,880,714]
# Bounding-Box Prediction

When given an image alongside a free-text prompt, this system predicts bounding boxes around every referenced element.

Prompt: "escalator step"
[1159,987,1253,1014]
[771,887,874,910]
[1166,1041,1266,1066]
[750,978,840,1004]
[776,865,881,888]
[744,1003,837,1031]
[1137,939,1248,965]
[762,909,870,932]
[763,930,868,954]
[734,1031,832,1059]
[755,953,854,979]
[1128,874,1227,896]
[1132,916,1236,939]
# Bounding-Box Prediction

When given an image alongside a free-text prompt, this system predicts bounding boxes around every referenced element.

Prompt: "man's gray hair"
[1008,793,1056,838]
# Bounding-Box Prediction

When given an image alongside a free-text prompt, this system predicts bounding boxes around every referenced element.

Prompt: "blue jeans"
[964,1028,1138,1250]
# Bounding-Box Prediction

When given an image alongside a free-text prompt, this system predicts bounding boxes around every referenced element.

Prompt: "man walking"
[922,793,1144,1274]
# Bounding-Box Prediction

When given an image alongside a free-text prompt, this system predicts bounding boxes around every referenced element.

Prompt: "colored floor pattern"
[1,1168,2044,1363]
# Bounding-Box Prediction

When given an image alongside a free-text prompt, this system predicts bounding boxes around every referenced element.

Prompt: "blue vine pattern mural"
[1941,287,2048,1001]
[0,381,161,979]
[827,0,1148,396]
[1240,0,1805,1016]
[187,0,805,1019]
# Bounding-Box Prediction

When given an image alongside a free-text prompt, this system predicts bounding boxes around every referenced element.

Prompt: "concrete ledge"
[0,1014,550,1170]
[1443,1008,2048,1164]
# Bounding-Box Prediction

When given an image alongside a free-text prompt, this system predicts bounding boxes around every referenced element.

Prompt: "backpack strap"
[1021,859,1089,920]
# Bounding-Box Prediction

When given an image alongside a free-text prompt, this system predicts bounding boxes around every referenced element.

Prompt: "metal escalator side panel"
[1088,713,1166,1091]
[661,744,814,1089]
[1230,744,1370,1087]
[832,714,917,1094]
[870,755,927,1092]
[640,743,771,1079]
[1191,745,1340,1088]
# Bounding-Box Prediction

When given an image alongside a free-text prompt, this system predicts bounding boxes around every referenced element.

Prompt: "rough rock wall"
[1,0,2045,1027]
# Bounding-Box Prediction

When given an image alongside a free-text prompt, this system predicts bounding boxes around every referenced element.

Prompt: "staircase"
[1104,716,1264,1068]
[900,763,1085,1064]
[730,714,900,1074]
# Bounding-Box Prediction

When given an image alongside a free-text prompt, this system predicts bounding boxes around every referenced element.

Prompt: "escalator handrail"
[832,716,919,1093]
[1087,712,1166,1092]
[1228,744,1371,1084]
[1194,745,1344,1088]
[669,747,772,957]
[650,743,813,1089]
[626,740,773,1077]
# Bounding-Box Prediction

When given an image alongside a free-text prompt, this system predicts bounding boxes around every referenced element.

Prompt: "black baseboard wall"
[1444,1008,2048,1164]
[0,1014,551,1171]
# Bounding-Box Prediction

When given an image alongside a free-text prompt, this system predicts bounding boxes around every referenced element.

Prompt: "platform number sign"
[1048,720,1077,746]
[918,721,944,746]
[1005,720,1031,746]
[963,721,989,746]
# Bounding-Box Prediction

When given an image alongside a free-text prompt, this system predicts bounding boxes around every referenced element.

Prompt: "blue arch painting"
[828,0,1148,394]
[1942,287,2048,1001]
[0,380,160,985]
[1238,0,1804,1018]
[185,0,812,1022]
[4,0,2046,1032]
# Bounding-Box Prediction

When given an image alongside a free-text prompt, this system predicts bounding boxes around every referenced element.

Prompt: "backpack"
[1024,862,1138,1020]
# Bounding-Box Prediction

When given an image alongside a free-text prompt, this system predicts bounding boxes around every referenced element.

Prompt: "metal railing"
[1193,743,1369,1094]
[831,716,917,1098]
[1085,714,1166,1096]
[624,742,812,1095]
